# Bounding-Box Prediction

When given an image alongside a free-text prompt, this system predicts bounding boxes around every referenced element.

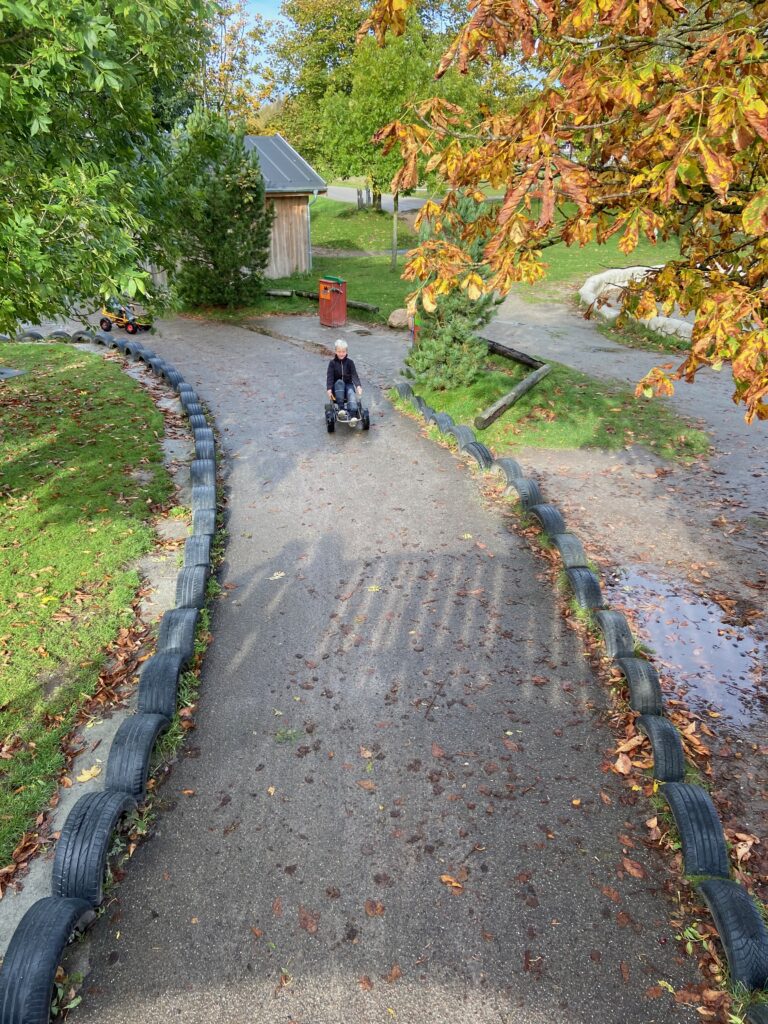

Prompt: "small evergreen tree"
[169,107,274,307]
[406,197,495,390]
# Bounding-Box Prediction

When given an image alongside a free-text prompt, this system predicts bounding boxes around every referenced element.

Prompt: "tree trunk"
[372,188,382,211]
[391,192,399,272]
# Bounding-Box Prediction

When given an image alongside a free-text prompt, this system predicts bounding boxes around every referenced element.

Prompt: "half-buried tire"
[637,715,685,782]
[138,652,184,717]
[193,508,216,537]
[0,897,94,1024]
[105,714,170,799]
[158,608,199,667]
[565,567,604,609]
[175,566,208,610]
[51,792,136,905]
[434,413,454,433]
[661,782,730,878]
[189,414,208,431]
[190,459,216,487]
[697,879,768,991]
[191,484,216,512]
[462,441,494,470]
[615,657,664,715]
[184,535,212,568]
[491,457,523,483]
[595,610,635,659]
[551,533,588,569]
[504,477,543,510]
[195,439,215,462]
[446,425,475,450]
[395,382,413,400]
[193,427,214,448]
[530,503,566,537]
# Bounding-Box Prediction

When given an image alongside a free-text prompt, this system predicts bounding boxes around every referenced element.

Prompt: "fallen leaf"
[360,976,374,991]
[431,742,446,758]
[190,917,199,925]
[439,874,464,893]
[621,857,646,879]
[181,788,195,796]
[356,780,376,792]
[599,790,612,806]
[645,985,663,999]
[298,905,319,934]
[251,927,263,939]
[267,786,276,796]
[359,745,374,759]
[384,964,402,983]
[76,764,102,783]
[365,899,385,917]
[272,897,282,917]
[614,753,632,775]
[268,571,286,581]
[601,886,621,903]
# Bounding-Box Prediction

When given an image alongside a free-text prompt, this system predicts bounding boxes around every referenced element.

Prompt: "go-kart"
[99,297,152,335]
[325,393,370,433]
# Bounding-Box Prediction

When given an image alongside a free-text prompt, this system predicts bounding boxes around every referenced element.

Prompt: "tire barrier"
[190,459,216,487]
[158,607,200,667]
[434,412,454,433]
[503,476,543,510]
[71,329,96,344]
[565,566,604,610]
[395,381,413,399]
[391,383,767,1002]
[615,656,664,715]
[105,714,170,799]
[0,897,94,1024]
[51,792,137,905]
[47,330,72,341]
[0,346,222,1017]
[746,1003,768,1024]
[462,440,494,470]
[697,880,768,990]
[551,532,588,569]
[594,609,635,659]
[637,715,685,783]
[16,330,44,342]
[661,783,730,878]
[411,395,427,414]
[422,406,437,423]
[137,652,185,717]
[529,503,567,538]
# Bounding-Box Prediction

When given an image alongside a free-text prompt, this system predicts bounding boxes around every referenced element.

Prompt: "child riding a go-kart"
[325,339,370,432]
[99,296,152,335]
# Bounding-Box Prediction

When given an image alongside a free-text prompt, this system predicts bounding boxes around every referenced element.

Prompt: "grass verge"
[399,354,709,461]
[0,343,172,865]
[311,197,418,251]
[596,317,691,354]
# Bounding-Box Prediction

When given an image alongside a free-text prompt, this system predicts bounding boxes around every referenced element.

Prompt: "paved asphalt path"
[73,319,697,1024]
[326,185,427,214]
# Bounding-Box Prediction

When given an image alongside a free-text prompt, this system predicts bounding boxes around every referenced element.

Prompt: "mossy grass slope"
[310,197,418,252]
[0,343,172,864]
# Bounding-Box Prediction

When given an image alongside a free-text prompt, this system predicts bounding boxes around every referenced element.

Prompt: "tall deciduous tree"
[168,107,274,308]
[199,1,272,131]
[366,0,768,422]
[0,0,209,333]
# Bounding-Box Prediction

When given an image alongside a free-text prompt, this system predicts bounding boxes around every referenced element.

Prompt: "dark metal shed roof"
[244,134,327,195]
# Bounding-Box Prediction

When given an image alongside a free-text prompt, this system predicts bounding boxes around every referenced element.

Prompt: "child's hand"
[356,386,362,396]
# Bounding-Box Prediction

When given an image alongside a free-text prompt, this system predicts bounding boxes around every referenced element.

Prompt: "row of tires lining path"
[0,329,219,1024]
[396,381,768,1020]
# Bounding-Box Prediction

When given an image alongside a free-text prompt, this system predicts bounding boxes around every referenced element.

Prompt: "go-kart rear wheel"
[99,318,112,332]
[125,321,138,335]
[362,410,370,431]
[325,402,335,433]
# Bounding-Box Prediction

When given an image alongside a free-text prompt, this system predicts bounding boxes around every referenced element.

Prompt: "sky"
[246,0,283,18]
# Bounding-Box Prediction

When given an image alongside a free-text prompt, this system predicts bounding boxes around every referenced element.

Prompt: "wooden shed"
[244,134,327,279]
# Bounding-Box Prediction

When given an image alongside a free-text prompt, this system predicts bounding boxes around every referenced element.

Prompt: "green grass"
[0,343,172,865]
[311,197,418,252]
[596,317,691,354]
[197,255,413,326]
[402,354,709,462]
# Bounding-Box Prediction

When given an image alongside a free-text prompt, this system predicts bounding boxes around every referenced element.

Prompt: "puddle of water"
[603,567,767,730]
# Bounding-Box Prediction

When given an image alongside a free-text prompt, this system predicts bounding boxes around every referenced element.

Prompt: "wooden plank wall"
[265,194,309,279]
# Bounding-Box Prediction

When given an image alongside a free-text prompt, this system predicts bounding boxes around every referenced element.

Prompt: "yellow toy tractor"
[99,297,152,335]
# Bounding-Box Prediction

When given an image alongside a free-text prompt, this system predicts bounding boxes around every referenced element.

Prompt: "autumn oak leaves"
[363,0,768,421]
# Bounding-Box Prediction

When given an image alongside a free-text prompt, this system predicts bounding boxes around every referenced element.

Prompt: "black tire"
[138,651,184,717]
[195,439,215,462]
[70,329,95,344]
[47,330,72,341]
[189,414,208,431]
[615,657,664,715]
[411,395,427,414]
[191,484,216,512]
[137,348,156,364]
[105,713,170,799]
[184,535,211,568]
[148,357,166,376]
[193,426,214,447]
[565,566,604,609]
[595,609,635,659]
[362,410,370,431]
[326,415,336,433]
[51,792,136,906]
[184,401,204,419]
[17,330,45,342]
[158,608,199,667]
[99,319,112,332]
[395,382,413,399]
[423,405,437,423]
[530,503,566,537]
[434,412,454,433]
[125,321,137,335]
[551,532,588,568]
[175,566,208,610]
[662,782,730,878]
[504,476,543,510]
[123,342,144,360]
[166,370,183,391]
[637,715,685,782]
[193,508,216,537]
[491,456,523,482]
[446,424,475,449]
[697,879,768,990]
[179,389,200,410]
[112,337,128,354]
[746,1005,768,1024]
[190,459,216,487]
[462,440,494,469]
[0,896,94,1024]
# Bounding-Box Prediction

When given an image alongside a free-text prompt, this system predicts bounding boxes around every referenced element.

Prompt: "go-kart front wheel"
[325,402,335,433]
[99,318,112,332]
[362,410,370,431]
[125,321,138,335]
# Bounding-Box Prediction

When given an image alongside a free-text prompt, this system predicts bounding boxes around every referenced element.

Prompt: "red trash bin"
[318,277,347,328]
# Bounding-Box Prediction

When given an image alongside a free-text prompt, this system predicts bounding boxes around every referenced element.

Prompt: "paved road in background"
[326,185,428,213]
[72,318,697,1024]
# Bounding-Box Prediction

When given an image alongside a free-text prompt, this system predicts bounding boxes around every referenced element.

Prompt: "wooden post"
[474,364,552,430]
[391,192,399,272]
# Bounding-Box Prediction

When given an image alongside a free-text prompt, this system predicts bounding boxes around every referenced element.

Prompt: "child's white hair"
[334,339,348,352]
